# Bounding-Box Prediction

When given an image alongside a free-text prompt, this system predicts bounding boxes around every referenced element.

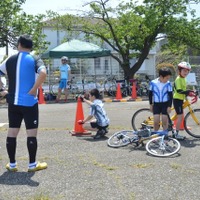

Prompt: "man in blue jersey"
[148,68,173,131]
[56,56,71,103]
[0,34,47,172]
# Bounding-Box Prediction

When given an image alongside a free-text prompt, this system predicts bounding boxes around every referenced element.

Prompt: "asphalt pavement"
[0,100,200,200]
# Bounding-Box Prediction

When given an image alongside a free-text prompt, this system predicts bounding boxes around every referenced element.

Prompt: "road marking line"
[0,123,8,127]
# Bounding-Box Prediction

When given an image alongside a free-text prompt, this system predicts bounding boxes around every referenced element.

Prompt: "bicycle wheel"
[146,136,181,157]
[49,84,57,94]
[121,86,132,97]
[107,130,138,148]
[132,108,154,131]
[108,85,117,97]
[184,109,200,138]
[104,80,116,95]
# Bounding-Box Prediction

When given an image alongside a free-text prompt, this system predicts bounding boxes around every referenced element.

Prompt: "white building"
[42,24,157,81]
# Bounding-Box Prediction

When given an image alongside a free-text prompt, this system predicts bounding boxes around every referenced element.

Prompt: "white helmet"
[61,56,68,61]
[178,62,191,71]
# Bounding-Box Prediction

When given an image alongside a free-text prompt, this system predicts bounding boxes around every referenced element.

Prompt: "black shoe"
[172,134,186,140]
[101,128,108,137]
[93,130,101,139]
[105,128,108,134]
[94,130,105,139]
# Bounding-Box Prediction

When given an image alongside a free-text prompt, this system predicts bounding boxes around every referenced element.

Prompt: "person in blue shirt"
[148,67,173,131]
[78,89,110,139]
[0,34,47,172]
[56,56,71,102]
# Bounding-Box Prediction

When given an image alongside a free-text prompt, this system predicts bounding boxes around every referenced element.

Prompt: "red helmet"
[178,62,191,71]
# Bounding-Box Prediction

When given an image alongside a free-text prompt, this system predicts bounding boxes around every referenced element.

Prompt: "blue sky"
[21,0,122,15]
[22,0,200,18]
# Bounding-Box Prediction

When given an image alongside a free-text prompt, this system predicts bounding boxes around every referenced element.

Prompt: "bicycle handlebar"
[189,91,198,104]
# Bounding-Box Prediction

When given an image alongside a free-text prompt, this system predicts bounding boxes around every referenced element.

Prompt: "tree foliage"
[47,0,200,79]
[0,0,48,55]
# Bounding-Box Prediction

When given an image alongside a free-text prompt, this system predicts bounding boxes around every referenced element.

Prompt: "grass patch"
[129,192,136,200]
[92,160,118,170]
[170,163,182,170]
[131,163,153,169]
[14,193,53,200]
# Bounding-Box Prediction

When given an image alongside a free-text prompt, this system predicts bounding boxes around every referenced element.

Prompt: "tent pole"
[80,59,82,83]
[48,63,50,92]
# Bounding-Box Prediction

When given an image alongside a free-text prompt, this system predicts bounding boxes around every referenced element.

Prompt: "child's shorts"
[90,122,108,130]
[153,102,169,115]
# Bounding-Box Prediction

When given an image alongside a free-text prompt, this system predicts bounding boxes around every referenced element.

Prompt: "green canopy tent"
[42,40,111,96]
[42,39,111,58]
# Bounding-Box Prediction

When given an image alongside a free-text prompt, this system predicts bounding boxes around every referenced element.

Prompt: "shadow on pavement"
[0,171,39,187]
[179,137,200,148]
[76,135,109,142]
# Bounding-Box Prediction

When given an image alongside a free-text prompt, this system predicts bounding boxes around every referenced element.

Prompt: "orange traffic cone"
[71,97,91,136]
[131,82,137,99]
[173,113,184,130]
[38,86,46,104]
[115,83,122,100]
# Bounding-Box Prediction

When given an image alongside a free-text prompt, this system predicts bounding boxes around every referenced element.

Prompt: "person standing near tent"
[56,56,71,103]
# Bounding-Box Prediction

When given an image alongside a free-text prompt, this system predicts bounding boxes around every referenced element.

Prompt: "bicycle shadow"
[179,137,200,148]
[0,171,39,186]
[128,144,181,158]
[128,144,147,152]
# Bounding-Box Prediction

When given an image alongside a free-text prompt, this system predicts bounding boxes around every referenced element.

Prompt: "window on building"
[94,58,101,69]
[105,59,109,71]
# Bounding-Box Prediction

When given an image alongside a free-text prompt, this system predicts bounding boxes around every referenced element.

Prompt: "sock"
[9,162,17,168]
[28,161,37,169]
[6,137,17,164]
[27,137,37,164]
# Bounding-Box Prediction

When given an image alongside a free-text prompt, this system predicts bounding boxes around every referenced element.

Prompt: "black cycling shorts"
[153,102,169,115]
[8,103,39,129]
[173,99,183,115]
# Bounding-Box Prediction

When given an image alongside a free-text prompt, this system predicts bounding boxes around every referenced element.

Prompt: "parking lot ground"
[0,100,200,200]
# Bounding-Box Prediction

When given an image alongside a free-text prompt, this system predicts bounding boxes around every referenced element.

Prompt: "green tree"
[156,44,188,67]
[47,0,200,79]
[0,0,48,56]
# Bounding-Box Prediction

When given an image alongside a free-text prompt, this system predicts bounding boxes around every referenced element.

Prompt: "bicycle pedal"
[141,142,145,146]
[117,135,124,140]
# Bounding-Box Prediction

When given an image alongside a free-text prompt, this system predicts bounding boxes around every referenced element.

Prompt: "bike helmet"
[178,62,191,71]
[61,56,68,61]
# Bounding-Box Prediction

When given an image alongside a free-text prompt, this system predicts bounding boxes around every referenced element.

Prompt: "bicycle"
[120,79,133,97]
[107,123,181,157]
[105,76,133,97]
[136,82,149,97]
[131,92,200,138]
[103,75,117,97]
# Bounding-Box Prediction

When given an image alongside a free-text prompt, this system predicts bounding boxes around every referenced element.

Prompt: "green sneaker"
[6,163,18,172]
[28,162,47,172]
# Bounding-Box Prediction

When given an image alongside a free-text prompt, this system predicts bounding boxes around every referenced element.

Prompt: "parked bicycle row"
[43,75,150,101]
